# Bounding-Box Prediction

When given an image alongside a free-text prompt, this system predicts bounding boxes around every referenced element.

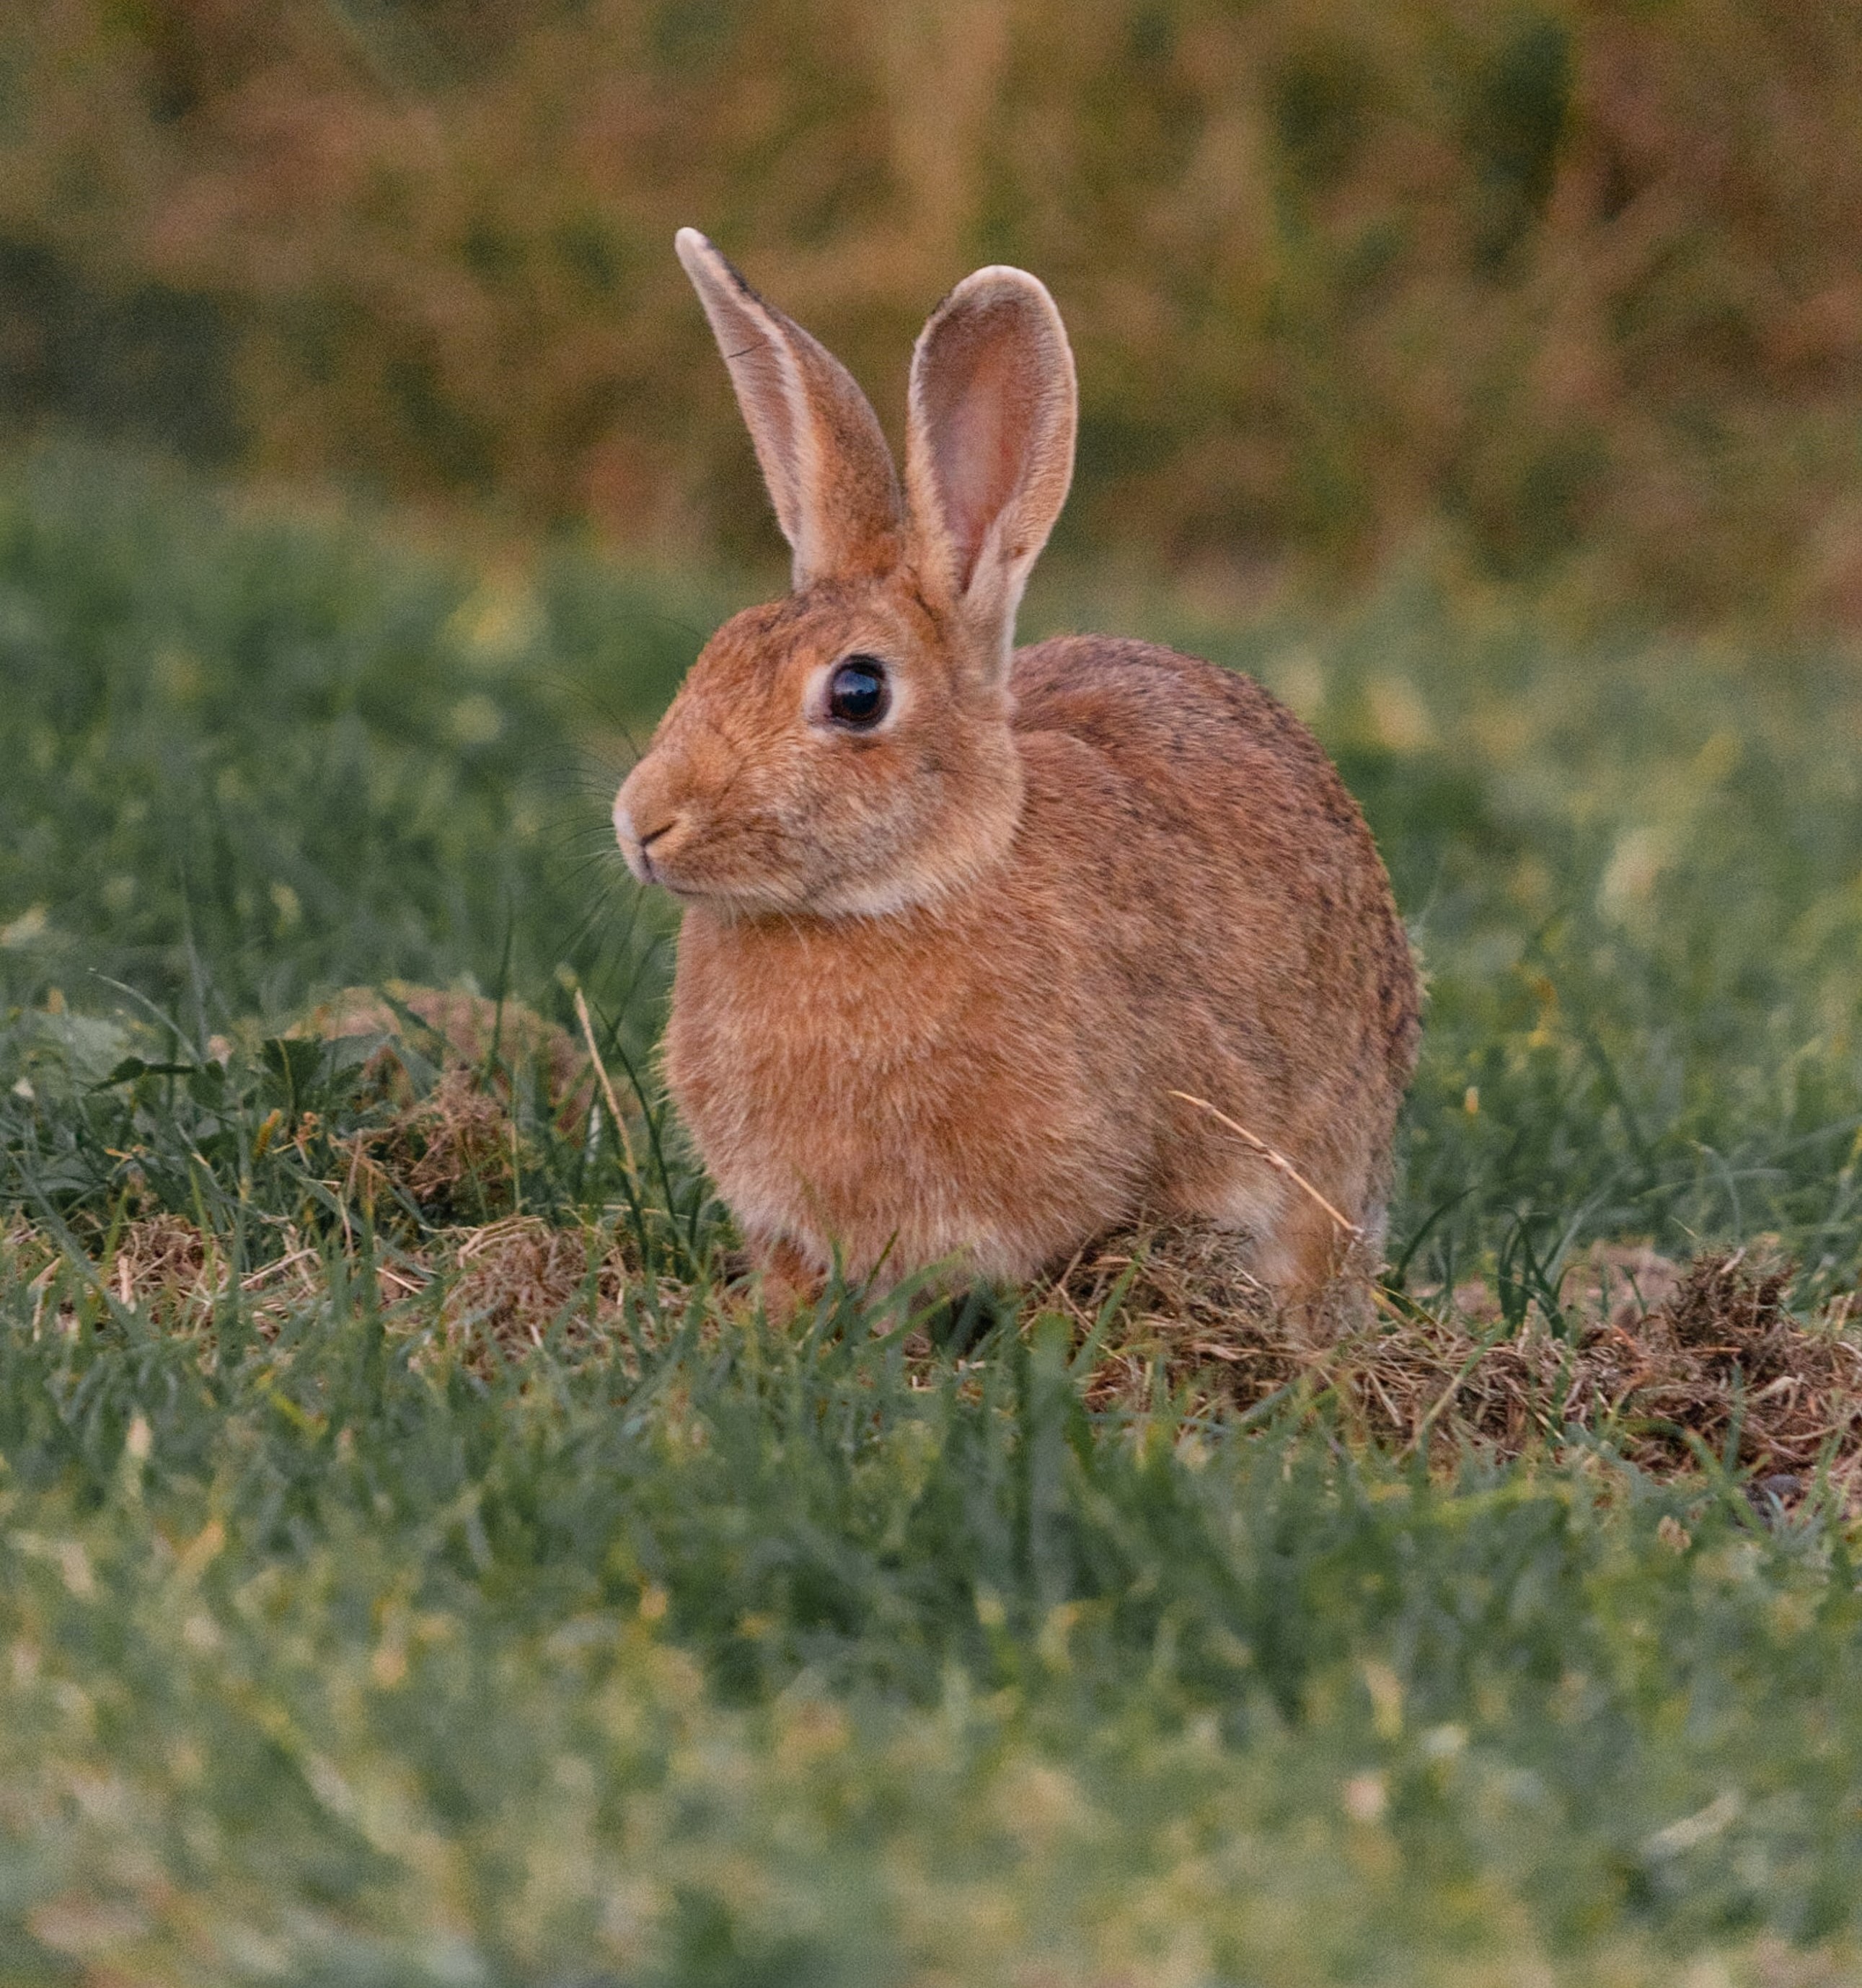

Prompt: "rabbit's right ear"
[676,229,902,589]
[905,267,1077,683]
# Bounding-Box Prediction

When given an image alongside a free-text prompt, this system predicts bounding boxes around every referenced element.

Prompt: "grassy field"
[1,446,1861,1984]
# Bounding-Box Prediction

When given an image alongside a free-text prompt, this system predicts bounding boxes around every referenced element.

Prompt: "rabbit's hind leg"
[1199,1167,1366,1338]
[743,1232,826,1322]
[1251,1194,1376,1338]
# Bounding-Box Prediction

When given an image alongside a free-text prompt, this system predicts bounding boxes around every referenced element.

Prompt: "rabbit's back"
[1011,635,1414,1059]
[1007,635,1418,1234]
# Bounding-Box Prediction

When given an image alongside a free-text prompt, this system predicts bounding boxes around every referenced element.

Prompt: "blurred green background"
[4,0,1862,623]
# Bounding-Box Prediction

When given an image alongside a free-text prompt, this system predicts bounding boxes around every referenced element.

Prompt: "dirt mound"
[304,984,590,1116]
[1046,1230,1862,1493]
[294,982,635,1224]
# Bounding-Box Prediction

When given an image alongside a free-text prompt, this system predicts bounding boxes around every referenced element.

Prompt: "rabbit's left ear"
[676,229,902,589]
[905,267,1077,682]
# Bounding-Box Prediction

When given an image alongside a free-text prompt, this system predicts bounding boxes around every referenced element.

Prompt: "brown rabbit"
[614,230,1419,1315]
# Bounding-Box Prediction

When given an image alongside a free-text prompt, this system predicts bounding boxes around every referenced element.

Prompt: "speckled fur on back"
[614,234,1419,1319]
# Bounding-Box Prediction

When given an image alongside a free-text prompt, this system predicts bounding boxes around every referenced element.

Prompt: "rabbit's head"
[614,231,1077,918]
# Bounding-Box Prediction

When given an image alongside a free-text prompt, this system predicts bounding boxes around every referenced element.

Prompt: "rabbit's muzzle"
[612,791,689,886]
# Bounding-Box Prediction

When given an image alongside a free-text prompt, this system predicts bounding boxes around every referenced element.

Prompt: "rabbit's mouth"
[613,792,691,888]
[633,821,681,884]
[617,787,822,909]
[617,805,791,910]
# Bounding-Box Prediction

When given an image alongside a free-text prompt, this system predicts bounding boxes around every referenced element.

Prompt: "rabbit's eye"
[826,655,890,730]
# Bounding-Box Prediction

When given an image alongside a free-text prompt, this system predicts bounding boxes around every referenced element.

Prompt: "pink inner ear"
[734,337,803,516]
[925,320,1029,591]
[695,280,807,542]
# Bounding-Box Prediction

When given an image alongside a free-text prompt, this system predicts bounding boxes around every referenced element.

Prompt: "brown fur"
[617,236,1419,1316]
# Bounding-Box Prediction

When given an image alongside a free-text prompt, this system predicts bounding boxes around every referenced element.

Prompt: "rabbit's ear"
[676,229,901,588]
[905,266,1077,679]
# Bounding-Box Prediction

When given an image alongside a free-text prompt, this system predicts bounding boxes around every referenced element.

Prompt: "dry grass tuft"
[107,1214,211,1322]
[306,984,593,1126]
[128,1217,332,1340]
[1619,1250,1862,1478]
[1042,1229,1862,1494]
[297,982,625,1224]
[1040,1221,1306,1416]
[356,1063,520,1220]
[14,1210,677,1374]
[440,1216,622,1357]
[32,1216,331,1346]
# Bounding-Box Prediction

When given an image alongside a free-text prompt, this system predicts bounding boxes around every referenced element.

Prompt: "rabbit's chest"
[663,906,1142,1277]
[667,914,973,1127]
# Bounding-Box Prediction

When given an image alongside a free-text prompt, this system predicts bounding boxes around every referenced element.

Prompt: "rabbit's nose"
[614,791,687,885]
[634,816,687,885]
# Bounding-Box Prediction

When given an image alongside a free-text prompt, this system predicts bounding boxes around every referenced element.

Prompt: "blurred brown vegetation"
[3,0,1862,621]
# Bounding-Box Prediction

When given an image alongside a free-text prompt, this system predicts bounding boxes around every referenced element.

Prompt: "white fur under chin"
[800,870,962,920]
[681,843,1007,923]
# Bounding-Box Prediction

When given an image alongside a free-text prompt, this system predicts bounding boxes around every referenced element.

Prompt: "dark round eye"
[826,655,890,730]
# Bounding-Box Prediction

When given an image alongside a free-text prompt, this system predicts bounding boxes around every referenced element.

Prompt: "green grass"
[1,446,1861,1983]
